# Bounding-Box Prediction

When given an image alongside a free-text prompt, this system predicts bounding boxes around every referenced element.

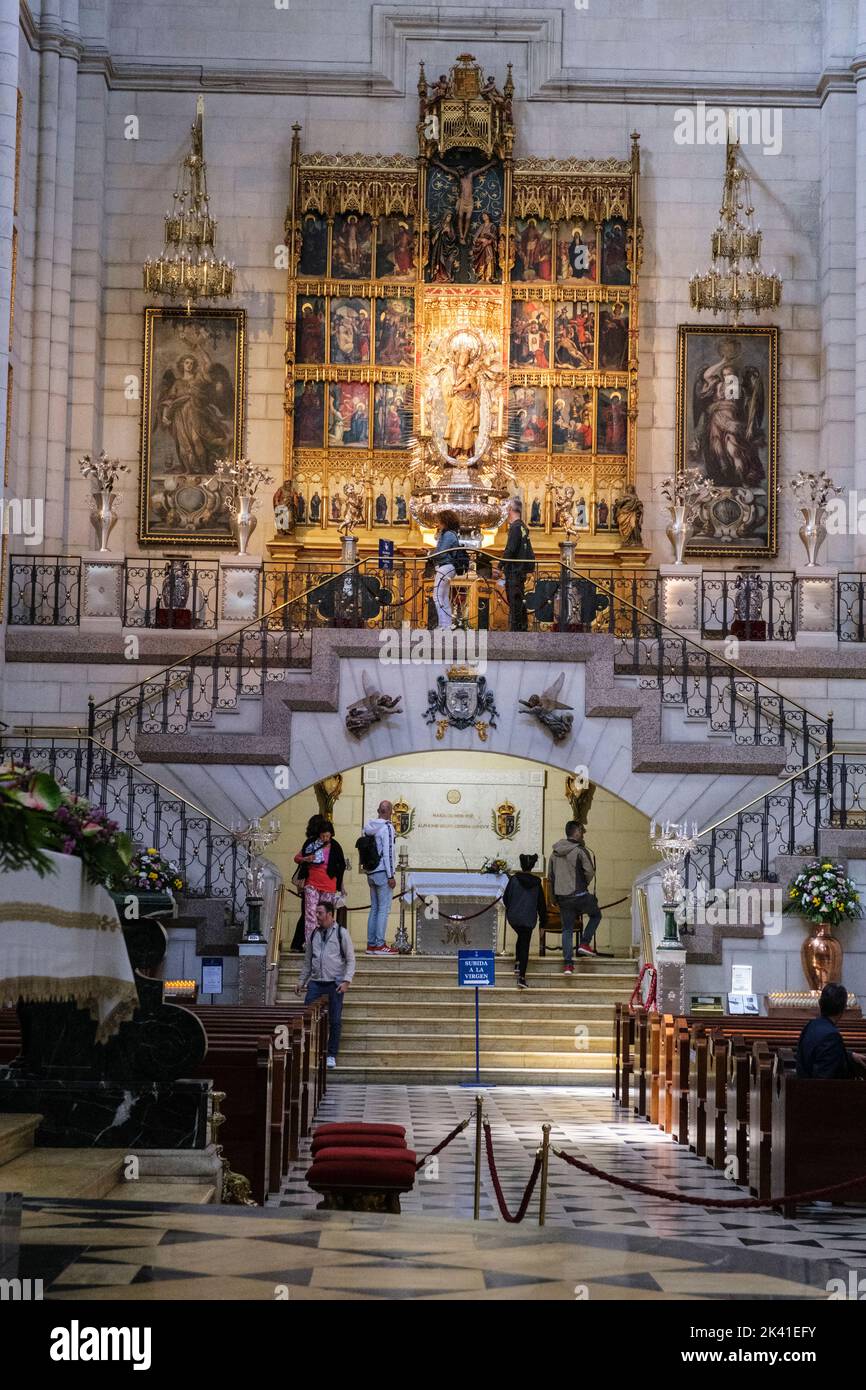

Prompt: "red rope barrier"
[483,1121,542,1222]
[628,963,657,1013]
[552,1145,866,1209]
[414,1115,473,1171]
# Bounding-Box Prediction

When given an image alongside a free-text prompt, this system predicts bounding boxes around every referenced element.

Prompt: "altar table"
[406,871,507,955]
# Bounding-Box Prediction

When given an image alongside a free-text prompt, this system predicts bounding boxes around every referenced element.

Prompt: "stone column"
[18,0,80,550]
[855,0,866,567]
[0,0,18,721]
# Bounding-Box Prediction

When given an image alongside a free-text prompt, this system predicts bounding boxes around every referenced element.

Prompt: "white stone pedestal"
[795,566,837,648]
[659,564,701,640]
[80,553,124,632]
[238,940,267,1005]
[219,555,263,630]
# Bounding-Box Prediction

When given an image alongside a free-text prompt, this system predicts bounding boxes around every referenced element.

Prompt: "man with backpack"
[498,498,534,631]
[357,800,398,954]
[549,821,603,973]
[296,897,355,1068]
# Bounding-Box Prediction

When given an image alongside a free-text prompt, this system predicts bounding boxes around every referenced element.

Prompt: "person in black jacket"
[503,853,547,989]
[796,982,866,1078]
[497,499,534,631]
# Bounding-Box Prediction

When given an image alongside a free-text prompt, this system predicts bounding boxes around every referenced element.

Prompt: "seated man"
[796,982,866,1079]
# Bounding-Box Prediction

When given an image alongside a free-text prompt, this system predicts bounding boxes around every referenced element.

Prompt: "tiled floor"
[8,1083,866,1300]
[273,1084,866,1268]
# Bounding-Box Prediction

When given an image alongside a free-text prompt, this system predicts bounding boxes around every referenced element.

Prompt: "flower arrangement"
[78,451,130,493]
[122,847,184,895]
[481,857,508,875]
[786,471,840,509]
[0,763,63,875]
[0,762,134,885]
[213,455,272,500]
[783,859,861,929]
[657,467,720,520]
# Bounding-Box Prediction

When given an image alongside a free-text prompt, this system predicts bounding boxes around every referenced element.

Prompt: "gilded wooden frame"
[675,323,779,559]
[138,306,246,546]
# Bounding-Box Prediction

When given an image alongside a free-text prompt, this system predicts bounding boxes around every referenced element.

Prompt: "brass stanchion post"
[473,1094,483,1220]
[538,1123,551,1226]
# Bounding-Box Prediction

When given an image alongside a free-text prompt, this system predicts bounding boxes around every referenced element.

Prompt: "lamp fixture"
[143,96,235,312]
[689,134,782,323]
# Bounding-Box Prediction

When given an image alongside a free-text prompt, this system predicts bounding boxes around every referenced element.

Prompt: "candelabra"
[232,816,280,941]
[650,818,698,949]
[394,841,412,954]
[689,136,782,322]
[142,96,235,313]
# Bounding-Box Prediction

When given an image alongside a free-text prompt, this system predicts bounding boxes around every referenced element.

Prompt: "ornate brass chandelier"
[689,135,782,322]
[143,96,234,312]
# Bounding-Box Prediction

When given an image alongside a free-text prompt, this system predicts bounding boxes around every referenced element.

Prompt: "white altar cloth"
[406,871,508,902]
[0,851,139,1041]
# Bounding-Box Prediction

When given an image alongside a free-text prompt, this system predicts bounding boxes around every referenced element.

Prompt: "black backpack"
[355,833,381,873]
[452,544,470,576]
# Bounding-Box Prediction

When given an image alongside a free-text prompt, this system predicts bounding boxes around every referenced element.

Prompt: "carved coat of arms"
[390,797,415,836]
[491,799,519,840]
[424,664,498,741]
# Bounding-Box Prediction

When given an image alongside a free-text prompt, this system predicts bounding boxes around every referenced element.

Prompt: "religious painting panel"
[376,217,415,280]
[294,380,325,448]
[295,294,326,364]
[510,300,550,368]
[426,156,503,284]
[329,298,371,365]
[299,212,327,277]
[601,217,630,286]
[306,479,325,525]
[676,325,778,558]
[595,489,614,531]
[509,387,548,454]
[512,217,553,282]
[373,485,391,525]
[375,297,414,366]
[552,387,593,453]
[527,488,545,528]
[373,383,412,449]
[331,213,373,280]
[139,307,244,545]
[598,300,630,370]
[556,221,598,283]
[328,381,370,447]
[597,387,628,454]
[553,300,595,369]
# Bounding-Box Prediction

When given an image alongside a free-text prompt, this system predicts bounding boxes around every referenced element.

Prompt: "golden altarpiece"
[270,54,646,571]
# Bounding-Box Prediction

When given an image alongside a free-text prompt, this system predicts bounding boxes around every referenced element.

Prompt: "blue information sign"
[458,950,496,988]
[378,538,394,572]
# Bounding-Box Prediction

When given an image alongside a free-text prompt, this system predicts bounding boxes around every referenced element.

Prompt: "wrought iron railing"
[7,555,82,625]
[685,746,866,893]
[838,574,866,643]
[0,729,249,921]
[700,570,795,642]
[121,558,220,630]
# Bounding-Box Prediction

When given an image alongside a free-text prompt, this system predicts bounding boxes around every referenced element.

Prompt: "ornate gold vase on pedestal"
[800,922,844,991]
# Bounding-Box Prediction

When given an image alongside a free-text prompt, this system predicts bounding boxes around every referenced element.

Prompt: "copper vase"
[801,922,843,990]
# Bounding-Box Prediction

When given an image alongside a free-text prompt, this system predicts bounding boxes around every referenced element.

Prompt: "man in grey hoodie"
[363,800,397,954]
[548,821,602,973]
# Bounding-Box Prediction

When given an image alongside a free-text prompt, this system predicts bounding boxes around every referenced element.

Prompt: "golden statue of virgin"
[443,345,482,457]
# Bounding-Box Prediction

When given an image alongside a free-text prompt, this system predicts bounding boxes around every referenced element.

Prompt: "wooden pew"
[771,1057,866,1215]
[187,1038,273,1204]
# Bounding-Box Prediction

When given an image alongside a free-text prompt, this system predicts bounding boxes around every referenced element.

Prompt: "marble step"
[0,1148,126,1200]
[103,1182,216,1205]
[281,953,635,976]
[338,1016,614,1038]
[335,1045,613,1068]
[328,1066,614,1086]
[327,1002,618,1024]
[339,1030,612,1053]
[278,984,630,1005]
[0,1113,40,1167]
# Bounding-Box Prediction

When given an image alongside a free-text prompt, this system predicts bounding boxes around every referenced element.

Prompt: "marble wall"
[4,0,863,569]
